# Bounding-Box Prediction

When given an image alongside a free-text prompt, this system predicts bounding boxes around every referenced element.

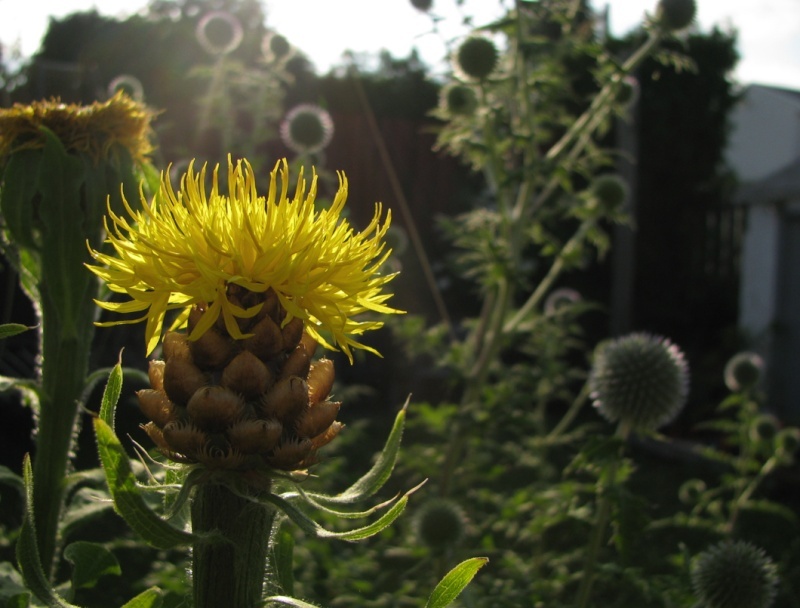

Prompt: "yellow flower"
[0,92,155,164]
[87,157,402,360]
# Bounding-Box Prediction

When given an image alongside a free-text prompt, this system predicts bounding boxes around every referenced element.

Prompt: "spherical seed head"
[656,0,697,31]
[410,0,433,11]
[442,84,478,116]
[414,499,467,551]
[590,332,689,431]
[455,37,499,81]
[591,174,629,211]
[280,104,334,154]
[724,352,764,392]
[691,540,778,608]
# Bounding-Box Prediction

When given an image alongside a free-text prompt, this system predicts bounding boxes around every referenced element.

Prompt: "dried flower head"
[590,332,689,431]
[0,91,155,165]
[87,157,402,360]
[691,540,778,608]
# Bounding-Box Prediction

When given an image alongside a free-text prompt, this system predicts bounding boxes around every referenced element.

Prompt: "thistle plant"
[0,92,156,574]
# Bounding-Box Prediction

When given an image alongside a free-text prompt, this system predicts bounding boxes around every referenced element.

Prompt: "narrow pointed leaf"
[263,596,322,607]
[99,358,124,429]
[16,455,80,608]
[0,323,35,339]
[121,587,163,608]
[304,400,408,505]
[288,486,397,520]
[425,557,489,608]
[93,417,194,549]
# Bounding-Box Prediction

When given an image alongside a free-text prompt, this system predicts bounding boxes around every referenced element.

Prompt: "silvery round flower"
[724,351,764,392]
[280,104,334,154]
[691,540,778,608]
[590,332,689,431]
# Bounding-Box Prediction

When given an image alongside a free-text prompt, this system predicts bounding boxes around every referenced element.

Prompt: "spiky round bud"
[617,75,640,107]
[590,332,689,431]
[269,34,290,58]
[410,0,433,11]
[544,287,581,315]
[776,428,800,457]
[656,0,697,32]
[414,499,467,551]
[591,174,628,211]
[750,414,779,443]
[691,540,778,608]
[678,478,706,505]
[724,352,764,392]
[280,104,334,154]
[441,84,478,116]
[455,37,498,81]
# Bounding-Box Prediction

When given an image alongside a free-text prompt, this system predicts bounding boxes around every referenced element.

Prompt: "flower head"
[280,104,334,154]
[724,351,764,392]
[0,92,154,165]
[691,540,778,608]
[87,157,402,360]
[590,332,689,431]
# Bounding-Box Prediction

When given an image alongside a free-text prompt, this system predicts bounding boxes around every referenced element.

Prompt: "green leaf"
[264,481,422,541]
[0,149,42,251]
[0,324,35,340]
[6,592,32,608]
[16,455,80,608]
[120,587,163,608]
[0,465,24,495]
[425,557,489,608]
[0,561,30,602]
[62,542,120,590]
[302,400,408,505]
[270,522,295,597]
[262,596,322,608]
[93,417,195,549]
[99,357,124,430]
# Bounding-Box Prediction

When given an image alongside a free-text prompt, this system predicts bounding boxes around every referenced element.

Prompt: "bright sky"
[0,0,798,90]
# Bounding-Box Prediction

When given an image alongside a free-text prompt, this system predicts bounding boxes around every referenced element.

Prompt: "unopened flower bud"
[455,37,498,81]
[415,499,467,551]
[442,84,478,116]
[724,351,764,392]
[148,360,166,391]
[656,0,696,32]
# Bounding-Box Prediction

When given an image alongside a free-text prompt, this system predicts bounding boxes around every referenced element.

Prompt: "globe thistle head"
[544,287,582,315]
[196,11,244,56]
[280,104,334,154]
[776,428,800,460]
[410,0,433,11]
[724,352,764,392]
[655,0,697,32]
[440,83,478,116]
[616,75,640,108]
[750,414,780,444]
[454,36,499,81]
[414,499,467,551]
[590,174,629,212]
[590,332,689,432]
[691,540,778,608]
[267,33,291,59]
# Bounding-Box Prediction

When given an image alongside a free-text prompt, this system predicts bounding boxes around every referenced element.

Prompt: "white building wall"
[738,205,781,342]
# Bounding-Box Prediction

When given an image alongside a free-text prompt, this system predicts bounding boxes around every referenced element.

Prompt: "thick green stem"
[192,480,277,608]
[32,288,94,576]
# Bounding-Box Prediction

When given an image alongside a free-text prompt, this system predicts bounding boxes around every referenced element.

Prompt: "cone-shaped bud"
[162,421,209,459]
[280,343,312,380]
[310,421,343,450]
[691,540,778,608]
[148,360,165,391]
[269,438,314,470]
[297,400,341,440]
[281,317,304,352]
[243,315,284,359]
[189,325,234,369]
[261,376,309,422]
[137,388,179,428]
[307,358,335,406]
[186,385,247,431]
[227,419,283,455]
[163,331,192,362]
[455,37,498,81]
[163,358,208,406]
[221,350,273,399]
[590,332,689,431]
[414,499,468,551]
